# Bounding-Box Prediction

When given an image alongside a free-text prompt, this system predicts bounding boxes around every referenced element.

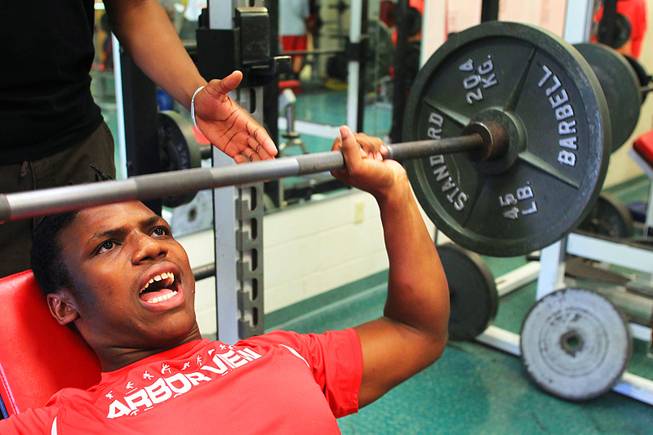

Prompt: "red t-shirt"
[0,329,362,434]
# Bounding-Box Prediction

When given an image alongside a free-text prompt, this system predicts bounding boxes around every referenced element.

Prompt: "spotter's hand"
[193,71,277,163]
[331,126,408,200]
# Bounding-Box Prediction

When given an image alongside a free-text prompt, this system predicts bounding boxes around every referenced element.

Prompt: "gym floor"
[266,176,653,434]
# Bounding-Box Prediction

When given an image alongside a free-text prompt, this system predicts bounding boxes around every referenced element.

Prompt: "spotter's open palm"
[194,71,277,163]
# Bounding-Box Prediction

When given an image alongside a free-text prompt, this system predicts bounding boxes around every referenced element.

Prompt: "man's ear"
[46,290,80,325]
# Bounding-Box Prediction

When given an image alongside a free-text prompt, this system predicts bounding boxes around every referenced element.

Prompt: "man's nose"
[132,233,167,264]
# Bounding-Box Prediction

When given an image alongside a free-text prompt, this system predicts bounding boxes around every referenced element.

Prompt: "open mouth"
[139,271,180,304]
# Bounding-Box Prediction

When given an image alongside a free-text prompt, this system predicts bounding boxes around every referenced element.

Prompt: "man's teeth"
[140,271,175,293]
[145,290,178,304]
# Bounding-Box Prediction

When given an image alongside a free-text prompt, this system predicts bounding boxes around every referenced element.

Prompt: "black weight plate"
[157,111,202,208]
[623,54,651,104]
[577,192,634,238]
[520,288,631,401]
[403,22,610,257]
[439,243,498,341]
[574,43,641,152]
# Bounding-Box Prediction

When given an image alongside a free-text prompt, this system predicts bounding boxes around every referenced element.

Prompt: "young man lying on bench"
[0,127,449,434]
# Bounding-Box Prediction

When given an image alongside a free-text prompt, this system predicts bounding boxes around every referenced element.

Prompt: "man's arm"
[104,0,202,109]
[103,0,276,162]
[332,127,449,407]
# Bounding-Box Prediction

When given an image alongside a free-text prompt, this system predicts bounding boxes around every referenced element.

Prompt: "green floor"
[266,177,653,434]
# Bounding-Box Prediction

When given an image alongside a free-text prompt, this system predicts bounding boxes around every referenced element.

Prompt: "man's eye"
[96,240,115,255]
[152,226,169,237]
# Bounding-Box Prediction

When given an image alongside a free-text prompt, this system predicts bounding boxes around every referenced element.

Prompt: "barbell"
[0,22,612,257]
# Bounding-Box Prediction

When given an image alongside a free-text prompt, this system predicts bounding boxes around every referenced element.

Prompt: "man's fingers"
[329,128,350,178]
[362,135,385,161]
[207,71,243,95]
[354,134,378,159]
[265,138,278,156]
[339,125,356,149]
[250,126,276,157]
[380,144,389,159]
[243,147,260,162]
[357,133,384,153]
[246,121,278,157]
[339,126,363,171]
[248,137,273,160]
[222,142,239,157]
[233,154,248,164]
[370,137,385,161]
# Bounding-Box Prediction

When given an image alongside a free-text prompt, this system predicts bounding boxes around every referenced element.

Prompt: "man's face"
[58,202,198,351]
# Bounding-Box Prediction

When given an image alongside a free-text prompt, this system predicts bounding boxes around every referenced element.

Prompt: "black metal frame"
[119,50,162,215]
[355,0,369,132]
[263,0,283,208]
[390,0,410,143]
[481,0,500,22]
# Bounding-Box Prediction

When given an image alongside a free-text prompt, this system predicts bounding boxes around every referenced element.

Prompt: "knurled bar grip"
[0,134,483,223]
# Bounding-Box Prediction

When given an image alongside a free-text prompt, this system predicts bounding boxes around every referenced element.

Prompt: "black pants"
[0,122,115,277]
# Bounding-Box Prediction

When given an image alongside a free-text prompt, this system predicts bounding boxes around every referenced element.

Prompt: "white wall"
[262,191,388,313]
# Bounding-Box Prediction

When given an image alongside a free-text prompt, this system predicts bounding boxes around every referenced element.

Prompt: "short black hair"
[31,211,80,295]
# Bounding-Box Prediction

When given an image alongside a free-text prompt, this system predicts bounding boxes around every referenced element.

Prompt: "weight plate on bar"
[574,43,641,153]
[520,288,631,401]
[624,54,650,104]
[577,192,634,238]
[403,22,610,257]
[158,111,202,208]
[439,243,498,341]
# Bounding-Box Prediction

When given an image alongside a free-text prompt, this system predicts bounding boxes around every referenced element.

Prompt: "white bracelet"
[190,85,206,128]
